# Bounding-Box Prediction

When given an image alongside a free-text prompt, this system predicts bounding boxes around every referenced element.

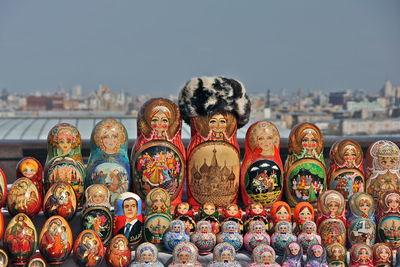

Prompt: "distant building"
[329,91,349,106]
[26,95,64,111]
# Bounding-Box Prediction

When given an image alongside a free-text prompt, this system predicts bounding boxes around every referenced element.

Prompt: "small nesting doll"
[293,202,315,235]
[39,215,73,266]
[207,243,241,267]
[44,123,85,203]
[179,76,251,207]
[113,192,143,249]
[173,202,196,233]
[244,220,271,252]
[248,244,280,267]
[326,243,347,266]
[16,157,43,199]
[198,202,220,234]
[7,178,41,217]
[0,249,7,267]
[131,242,163,267]
[376,190,400,250]
[349,243,373,267]
[270,201,291,231]
[347,217,376,247]
[297,221,321,253]
[304,244,328,267]
[73,230,104,267]
[222,203,244,233]
[132,98,186,207]
[169,241,203,267]
[86,119,131,205]
[163,220,190,252]
[4,213,37,266]
[348,192,376,222]
[366,140,400,201]
[316,190,346,227]
[281,242,303,267]
[284,123,326,207]
[43,182,77,220]
[377,190,400,218]
[27,254,45,267]
[190,220,217,255]
[241,121,283,207]
[318,218,346,247]
[372,243,392,267]
[0,168,6,208]
[216,221,243,252]
[244,203,269,232]
[105,235,131,267]
[328,139,365,201]
[82,184,113,245]
[271,221,297,257]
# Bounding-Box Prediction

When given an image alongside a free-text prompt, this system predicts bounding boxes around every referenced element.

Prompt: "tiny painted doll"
[347,217,376,246]
[304,244,328,267]
[349,243,373,267]
[372,243,392,267]
[271,221,297,257]
[316,190,346,227]
[348,192,375,222]
[317,218,346,247]
[222,203,244,233]
[293,202,315,235]
[377,190,400,218]
[169,241,203,267]
[16,157,43,198]
[190,220,216,255]
[244,203,269,233]
[270,201,291,230]
[163,220,190,252]
[173,202,196,233]
[297,221,321,254]
[198,202,220,234]
[248,244,281,267]
[145,187,172,217]
[106,235,131,267]
[216,221,243,252]
[131,242,163,267]
[281,242,303,267]
[326,243,347,266]
[43,182,77,220]
[207,242,241,267]
[244,220,271,252]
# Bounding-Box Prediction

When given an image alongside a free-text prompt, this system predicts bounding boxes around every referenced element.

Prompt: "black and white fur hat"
[178,76,251,128]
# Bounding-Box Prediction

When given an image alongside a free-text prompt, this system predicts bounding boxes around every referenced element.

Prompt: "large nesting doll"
[284,122,326,207]
[86,119,130,205]
[44,123,85,203]
[132,98,186,207]
[179,76,251,207]
[328,139,365,201]
[241,121,283,207]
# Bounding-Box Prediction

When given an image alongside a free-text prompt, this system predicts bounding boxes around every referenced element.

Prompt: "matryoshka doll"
[0,168,6,208]
[244,203,269,232]
[284,122,326,207]
[113,192,143,249]
[316,190,346,227]
[131,242,163,267]
[243,221,271,252]
[44,123,85,203]
[269,201,291,231]
[366,140,400,201]
[39,215,73,266]
[349,243,373,267]
[82,184,113,245]
[222,203,244,233]
[198,202,220,234]
[348,193,376,222]
[190,220,216,255]
[248,244,280,267]
[179,76,251,207]
[328,139,365,200]
[7,178,41,217]
[347,217,376,247]
[169,241,203,267]
[326,243,347,267]
[241,121,283,207]
[297,221,321,253]
[271,221,297,257]
[304,244,328,267]
[43,182,77,220]
[4,213,37,266]
[173,202,196,233]
[16,157,43,199]
[281,242,303,267]
[86,119,131,205]
[73,230,104,267]
[163,220,190,252]
[207,243,241,267]
[372,243,392,267]
[27,254,45,267]
[377,190,400,218]
[216,221,243,252]
[0,249,7,267]
[376,190,400,249]
[105,235,131,267]
[132,98,186,207]
[293,202,315,235]
[318,218,346,247]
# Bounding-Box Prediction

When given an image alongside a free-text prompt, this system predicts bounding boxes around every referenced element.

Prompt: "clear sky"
[0,0,399,95]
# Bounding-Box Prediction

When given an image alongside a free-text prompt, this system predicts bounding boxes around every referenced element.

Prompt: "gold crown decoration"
[376,141,400,157]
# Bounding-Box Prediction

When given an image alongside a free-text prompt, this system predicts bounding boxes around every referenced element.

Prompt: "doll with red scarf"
[173,202,196,233]
[244,203,269,233]
[293,202,315,235]
[222,203,244,233]
[269,201,292,231]
[16,157,43,200]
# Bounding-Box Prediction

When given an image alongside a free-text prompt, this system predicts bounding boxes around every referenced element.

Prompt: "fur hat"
[178,76,251,128]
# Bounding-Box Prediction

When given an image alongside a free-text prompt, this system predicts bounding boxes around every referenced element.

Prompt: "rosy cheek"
[162,124,168,128]
[311,143,317,148]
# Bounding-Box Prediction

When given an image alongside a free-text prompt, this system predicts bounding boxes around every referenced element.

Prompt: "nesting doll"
[244,203,269,232]
[73,230,104,267]
[145,187,172,216]
[190,220,217,255]
[222,203,244,233]
[39,216,72,265]
[86,119,131,205]
[366,140,400,200]
[297,221,321,253]
[243,221,271,252]
[163,220,190,252]
[0,250,7,267]
[372,243,392,267]
[326,243,347,266]
[82,184,113,245]
[7,178,41,217]
[293,202,315,235]
[198,202,220,234]
[281,242,303,267]
[27,254,46,267]
[43,182,77,220]
[284,123,326,207]
[216,221,243,251]
[179,76,251,207]
[113,192,143,248]
[318,218,346,247]
[169,241,203,267]
[271,221,297,257]
[105,235,131,267]
[348,192,376,222]
[316,190,346,227]
[44,123,85,203]
[241,121,283,207]
[248,244,280,267]
[304,244,328,267]
[131,242,163,267]
[348,217,376,246]
[208,243,241,267]
[270,201,291,230]
[0,168,6,208]
[349,243,373,267]
[16,157,43,198]
[4,213,37,266]
[376,190,400,249]
[173,202,196,233]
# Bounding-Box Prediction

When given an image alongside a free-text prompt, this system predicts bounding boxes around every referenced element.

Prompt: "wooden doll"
[7,177,41,217]
[216,221,243,252]
[316,190,346,227]
[27,254,45,267]
[132,98,186,207]
[173,202,196,233]
[131,242,163,267]
[349,243,373,267]
[284,122,326,207]
[106,235,131,267]
[376,190,400,249]
[198,202,220,234]
[163,220,190,252]
[208,243,241,267]
[243,221,271,252]
[347,217,376,246]
[179,76,251,207]
[222,203,244,233]
[271,221,297,257]
[318,218,346,247]
[293,202,315,235]
[328,139,365,201]
[0,250,7,267]
[297,221,321,254]
[38,216,72,266]
[304,244,328,267]
[73,230,104,267]
[44,123,85,203]
[241,121,283,207]
[366,140,400,200]
[326,243,347,266]
[377,190,400,218]
[82,184,113,245]
[86,119,131,205]
[348,192,375,222]
[244,203,269,233]
[43,182,77,220]
[16,157,43,199]
[0,168,6,208]
[281,242,303,267]
[248,244,280,267]
[169,241,203,267]
[270,201,291,230]
[372,243,392,267]
[190,220,217,255]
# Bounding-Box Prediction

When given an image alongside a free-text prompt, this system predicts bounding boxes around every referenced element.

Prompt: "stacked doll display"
[168,241,203,267]
[207,243,241,267]
[163,220,190,252]
[248,244,280,267]
[190,220,217,255]
[130,242,163,267]
[216,220,243,252]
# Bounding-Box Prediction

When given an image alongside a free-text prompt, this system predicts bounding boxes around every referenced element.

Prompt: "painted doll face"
[278,224,289,233]
[359,199,371,214]
[141,250,154,262]
[227,205,239,216]
[314,247,323,258]
[379,248,390,261]
[387,195,400,209]
[151,110,169,132]
[262,252,273,264]
[200,224,209,233]
[289,244,300,256]
[220,250,234,261]
[276,206,290,220]
[57,130,73,154]
[177,203,189,214]
[20,160,38,178]
[123,198,138,220]
[254,223,264,234]
[178,251,190,263]
[251,204,263,214]
[328,201,340,215]
[92,191,106,205]
[101,128,119,153]
[332,247,342,259]
[257,130,275,152]
[358,248,370,262]
[378,156,399,170]
[305,224,314,234]
[299,207,312,221]
[343,147,357,164]
[208,113,227,134]
[203,203,216,215]
[173,224,182,232]
[301,131,317,153]
[227,224,236,233]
